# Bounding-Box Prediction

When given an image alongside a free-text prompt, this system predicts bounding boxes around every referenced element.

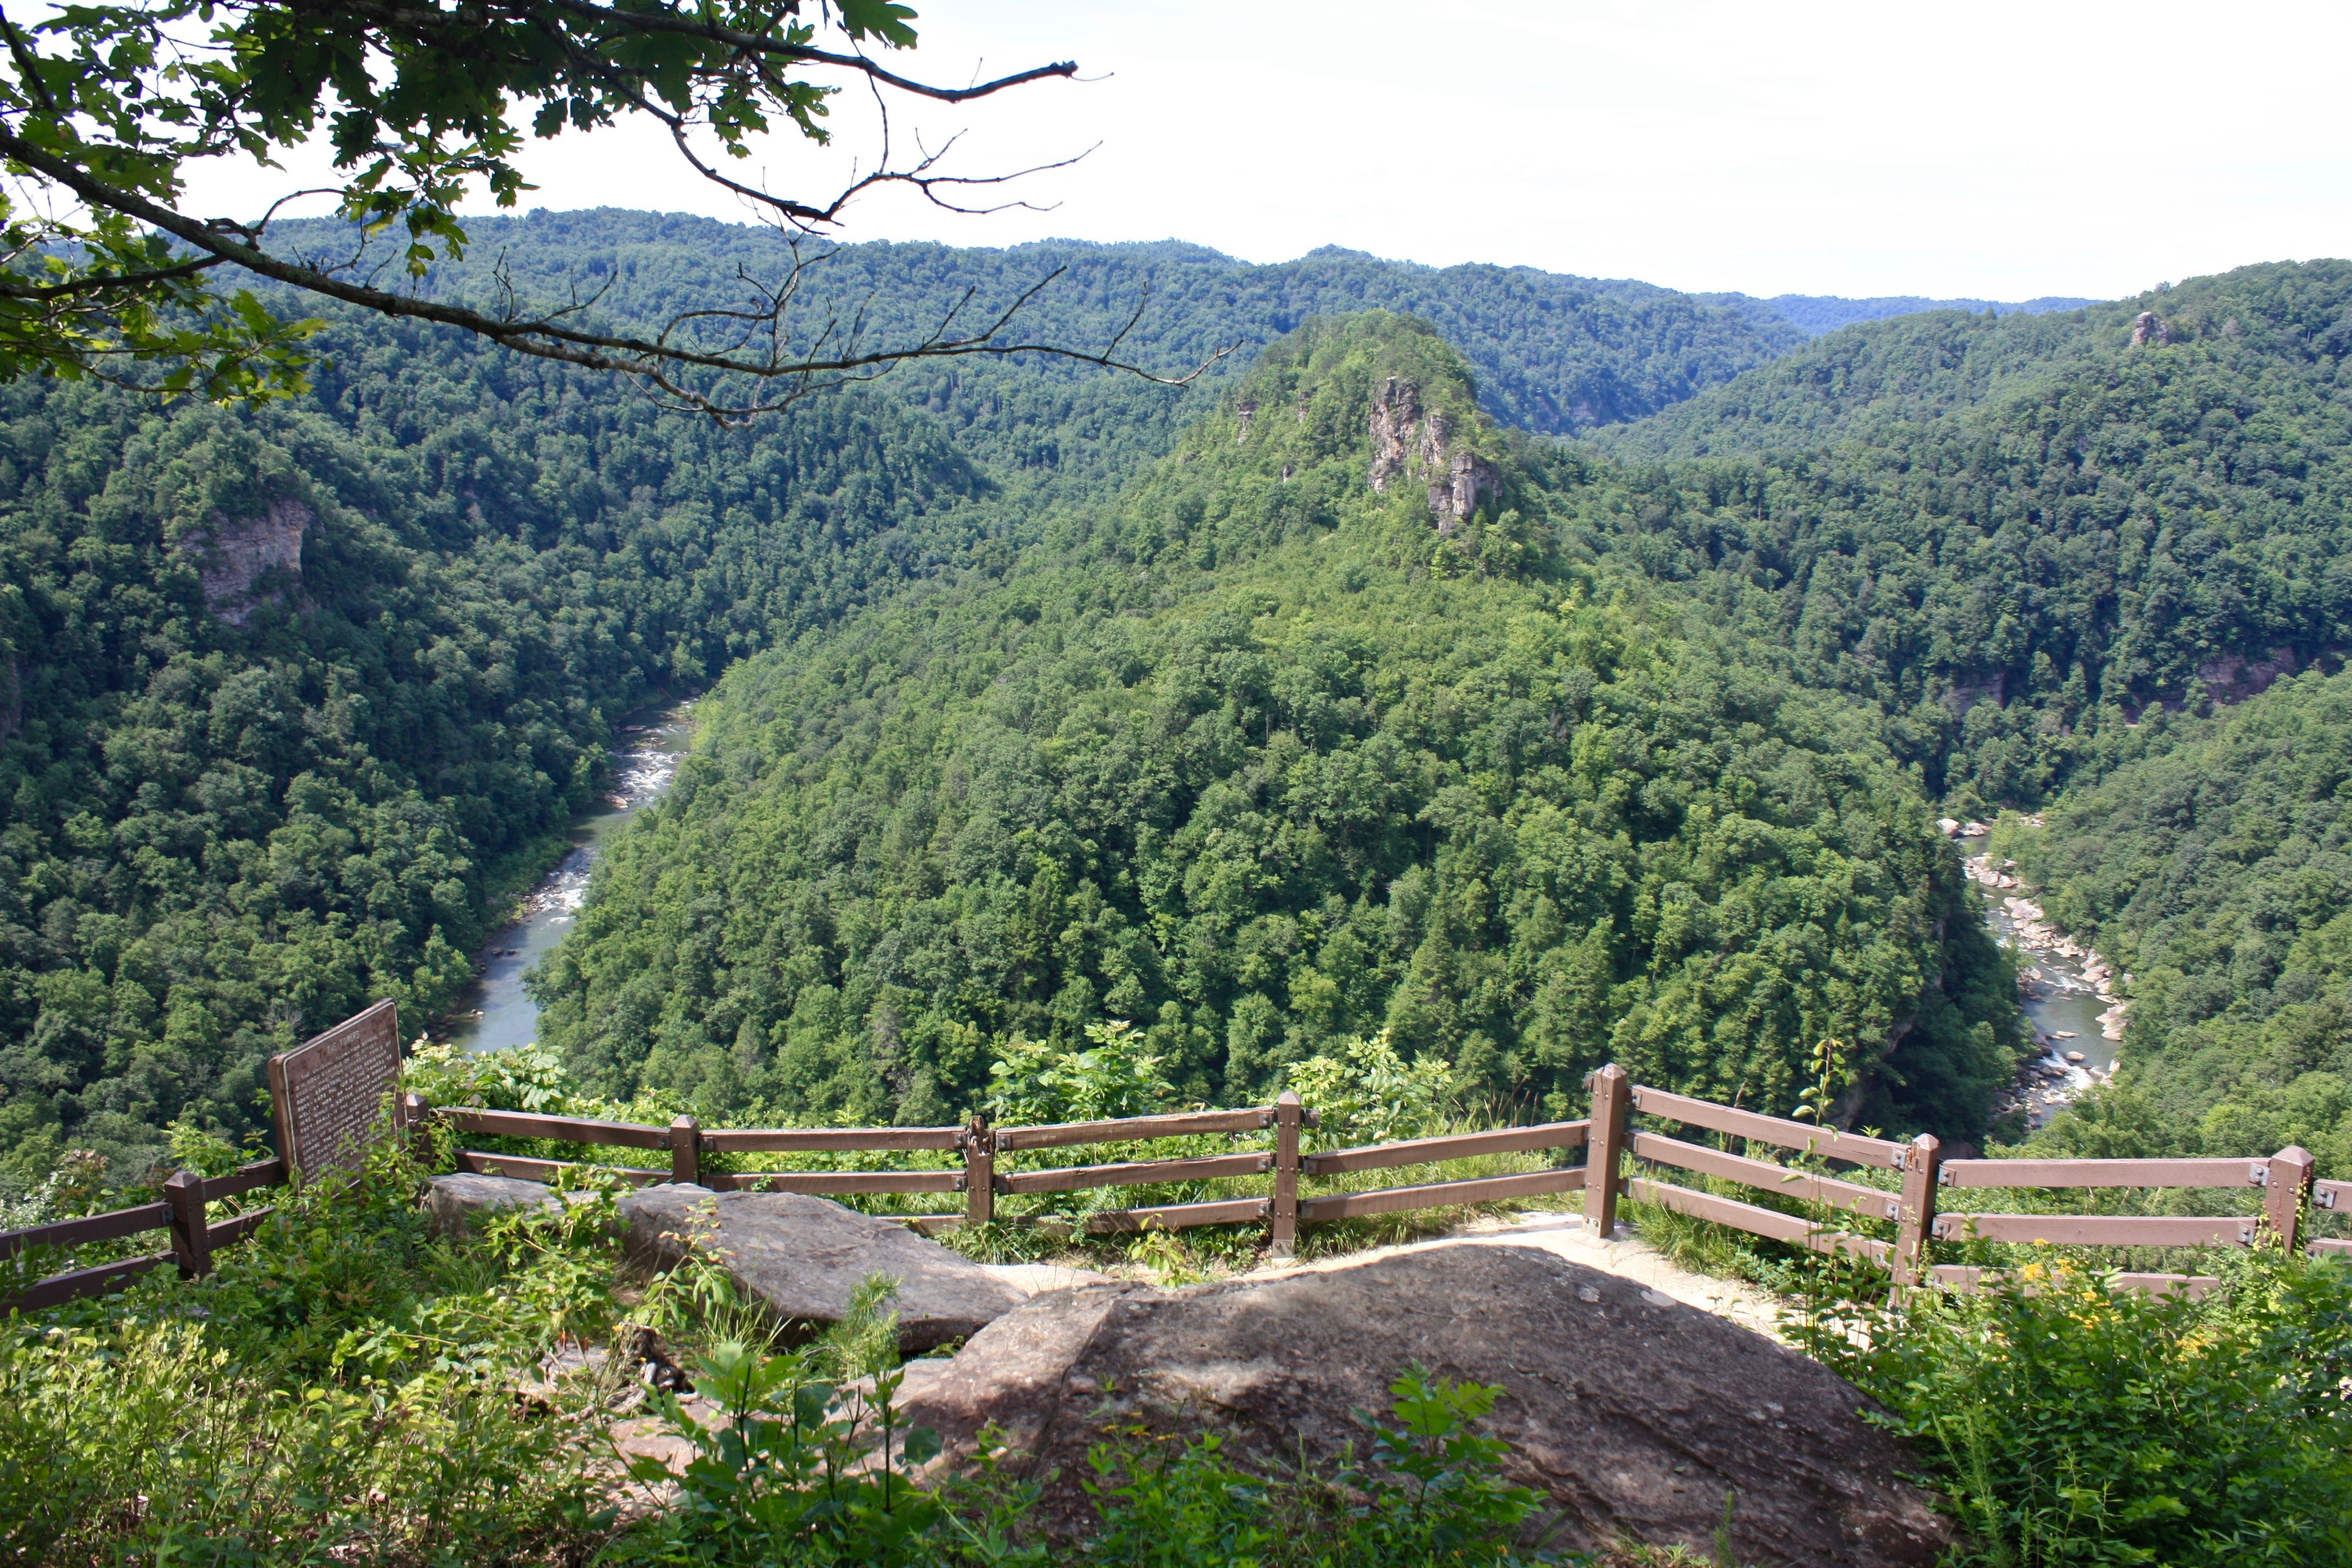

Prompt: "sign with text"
[266,999,404,1182]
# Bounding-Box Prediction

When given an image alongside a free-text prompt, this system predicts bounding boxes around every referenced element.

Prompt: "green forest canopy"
[10,221,2352,1189]
[2016,668,2352,1174]
[536,315,2015,1135]
[0,230,1817,1184]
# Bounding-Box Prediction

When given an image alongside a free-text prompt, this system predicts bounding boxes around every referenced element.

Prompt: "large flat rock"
[899,1243,1950,1567]
[427,1171,570,1237]
[619,1184,1026,1352]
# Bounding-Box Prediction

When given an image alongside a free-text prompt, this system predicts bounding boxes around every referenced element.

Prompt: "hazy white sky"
[182,0,2352,301]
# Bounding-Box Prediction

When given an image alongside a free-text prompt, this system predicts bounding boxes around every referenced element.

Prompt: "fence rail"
[7,1024,2349,1315]
[1607,1068,2327,1295]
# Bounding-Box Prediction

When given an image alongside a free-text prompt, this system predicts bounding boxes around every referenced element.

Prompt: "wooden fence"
[0,1156,286,1311]
[1588,1065,2334,1297]
[6,1061,2346,1314]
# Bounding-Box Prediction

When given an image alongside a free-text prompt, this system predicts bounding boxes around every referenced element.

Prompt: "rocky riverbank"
[1951,824,2130,1126]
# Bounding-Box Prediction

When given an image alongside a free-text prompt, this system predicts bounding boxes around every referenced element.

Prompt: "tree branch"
[0,252,226,300]
[0,124,1227,422]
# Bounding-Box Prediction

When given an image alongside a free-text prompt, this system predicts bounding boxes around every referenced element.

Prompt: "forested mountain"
[1730,292,2095,339]
[9,205,2351,1190]
[0,222,1821,1183]
[0,362,998,1180]
[270,213,1810,439]
[1574,263,2352,811]
[2007,671,2352,1172]
[535,315,2016,1137]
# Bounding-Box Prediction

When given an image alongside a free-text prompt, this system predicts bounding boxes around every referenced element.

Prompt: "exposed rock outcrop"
[1943,672,2006,716]
[1368,376,1500,531]
[2130,311,2170,346]
[0,654,19,742]
[2196,645,2297,704]
[172,498,311,625]
[619,1184,1026,1352]
[900,1243,1951,1566]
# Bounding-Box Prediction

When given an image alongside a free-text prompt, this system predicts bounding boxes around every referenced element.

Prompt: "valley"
[4,226,2351,1193]
[10,5,2352,1561]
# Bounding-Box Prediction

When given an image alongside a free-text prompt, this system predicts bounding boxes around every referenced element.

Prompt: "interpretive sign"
[266,999,405,1181]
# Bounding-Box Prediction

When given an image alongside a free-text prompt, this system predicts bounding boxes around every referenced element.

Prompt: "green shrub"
[1792,1253,2352,1567]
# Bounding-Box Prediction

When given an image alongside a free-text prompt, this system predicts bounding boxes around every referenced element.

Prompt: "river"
[440,703,696,1054]
[1962,829,2126,1128]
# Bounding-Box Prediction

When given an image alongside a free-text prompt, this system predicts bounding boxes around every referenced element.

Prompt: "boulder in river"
[619,1184,1026,1352]
[899,1242,1951,1566]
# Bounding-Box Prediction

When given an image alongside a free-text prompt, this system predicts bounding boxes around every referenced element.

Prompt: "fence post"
[669,1115,701,1186]
[163,1168,212,1280]
[1585,1065,1630,1237]
[2266,1145,2315,1253]
[1893,1133,1942,1291]
[401,1092,432,1162]
[963,1114,995,1229]
[1272,1092,1303,1259]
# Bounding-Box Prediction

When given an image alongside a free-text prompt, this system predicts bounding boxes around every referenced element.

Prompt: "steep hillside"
[1569,262,2352,807]
[2015,670,2352,1173]
[0,218,1833,1181]
[0,362,1002,1179]
[536,315,2016,1136]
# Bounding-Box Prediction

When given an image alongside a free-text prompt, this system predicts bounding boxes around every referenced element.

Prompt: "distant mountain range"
[1732,292,2099,336]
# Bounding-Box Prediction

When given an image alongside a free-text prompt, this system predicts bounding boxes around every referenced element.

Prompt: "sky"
[180,0,2352,302]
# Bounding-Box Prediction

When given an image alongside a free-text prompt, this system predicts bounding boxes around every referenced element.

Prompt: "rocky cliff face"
[2196,645,2299,704]
[173,498,311,625]
[1367,375,1500,531]
[2130,311,2171,346]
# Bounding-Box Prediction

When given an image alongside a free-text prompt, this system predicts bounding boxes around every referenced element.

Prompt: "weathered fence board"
[1629,1086,1907,1168]
[1082,1197,1271,1233]
[999,1151,1272,1195]
[1628,1176,1892,1265]
[994,1108,1275,1152]
[1298,1167,1586,1223]
[1631,1132,1900,1221]
[1304,1120,1587,1177]
[203,1158,288,1202]
[6,1252,169,1311]
[1941,1157,2265,1189]
[714,1170,963,1195]
[455,1150,668,1185]
[1932,1212,2257,1248]
[0,1201,169,1261]
[701,1126,963,1153]
[437,1108,673,1149]
[206,1207,275,1249]
[1928,1263,2223,1298]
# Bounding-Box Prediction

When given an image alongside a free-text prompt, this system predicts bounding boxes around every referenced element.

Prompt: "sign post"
[266,999,405,1182]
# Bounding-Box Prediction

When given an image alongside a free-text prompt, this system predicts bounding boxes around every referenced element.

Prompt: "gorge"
[4,226,2351,1191]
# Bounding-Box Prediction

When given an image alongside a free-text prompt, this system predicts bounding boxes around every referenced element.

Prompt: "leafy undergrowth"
[0,1136,1669,1567]
[1789,1253,2352,1568]
[1632,1186,2352,1566]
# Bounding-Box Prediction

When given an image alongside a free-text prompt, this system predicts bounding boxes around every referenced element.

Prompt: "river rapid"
[438,703,695,1053]
[1956,824,2130,1129]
